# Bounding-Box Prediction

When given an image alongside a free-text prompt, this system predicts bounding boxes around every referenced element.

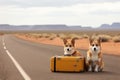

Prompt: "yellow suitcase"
[50,56,85,72]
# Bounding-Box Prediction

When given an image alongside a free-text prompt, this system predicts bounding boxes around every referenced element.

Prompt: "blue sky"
[0,0,120,27]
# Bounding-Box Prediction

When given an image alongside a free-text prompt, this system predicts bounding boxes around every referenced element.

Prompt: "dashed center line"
[3,46,7,50]
[2,37,31,80]
[3,42,5,46]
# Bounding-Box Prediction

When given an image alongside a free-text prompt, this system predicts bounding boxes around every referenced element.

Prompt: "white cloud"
[0,1,120,27]
[0,0,120,7]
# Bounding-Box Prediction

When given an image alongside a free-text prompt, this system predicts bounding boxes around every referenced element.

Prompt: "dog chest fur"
[91,53,99,61]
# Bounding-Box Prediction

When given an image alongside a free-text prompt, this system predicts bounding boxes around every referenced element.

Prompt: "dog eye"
[69,45,72,47]
[66,45,68,47]
[92,44,94,46]
[96,44,98,46]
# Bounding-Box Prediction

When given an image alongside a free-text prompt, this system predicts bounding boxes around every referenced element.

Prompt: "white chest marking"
[91,54,98,61]
[64,50,75,55]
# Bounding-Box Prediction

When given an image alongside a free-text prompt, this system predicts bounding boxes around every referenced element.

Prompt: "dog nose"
[94,48,96,51]
[67,49,70,51]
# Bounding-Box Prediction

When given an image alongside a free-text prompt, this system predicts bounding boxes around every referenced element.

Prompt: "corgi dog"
[63,38,82,56]
[86,37,104,72]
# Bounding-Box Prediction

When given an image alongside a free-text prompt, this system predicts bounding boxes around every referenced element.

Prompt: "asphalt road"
[0,35,120,80]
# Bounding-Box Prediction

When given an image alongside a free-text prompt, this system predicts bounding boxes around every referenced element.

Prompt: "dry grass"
[57,33,67,39]
[40,33,49,38]
[48,33,57,40]
[0,33,4,36]
[68,34,81,39]
[17,31,120,43]
[112,36,120,42]
[21,33,58,40]
[81,34,89,39]
[97,34,112,42]
[31,33,42,38]
[57,33,81,39]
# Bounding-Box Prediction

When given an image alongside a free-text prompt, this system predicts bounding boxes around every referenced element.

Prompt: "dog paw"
[98,68,103,72]
[95,68,99,72]
[88,68,92,72]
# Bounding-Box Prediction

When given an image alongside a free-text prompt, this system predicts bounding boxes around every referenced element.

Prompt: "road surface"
[0,35,120,80]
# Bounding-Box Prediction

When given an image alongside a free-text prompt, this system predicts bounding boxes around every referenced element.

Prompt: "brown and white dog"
[63,38,82,56]
[86,37,104,72]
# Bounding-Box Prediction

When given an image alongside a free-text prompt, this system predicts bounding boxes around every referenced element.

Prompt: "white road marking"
[2,37,5,46]
[5,50,31,80]
[2,36,4,42]
[4,46,7,50]
[3,38,6,49]
[2,37,5,44]
[2,37,31,80]
[3,42,5,46]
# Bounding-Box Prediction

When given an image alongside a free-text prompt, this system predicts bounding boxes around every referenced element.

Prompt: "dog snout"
[94,48,96,51]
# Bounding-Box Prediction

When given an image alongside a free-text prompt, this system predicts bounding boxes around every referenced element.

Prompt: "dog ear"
[71,38,78,46]
[62,38,67,45]
[89,37,93,44]
[98,37,101,43]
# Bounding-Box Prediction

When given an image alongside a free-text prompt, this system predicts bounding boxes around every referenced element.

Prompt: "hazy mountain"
[99,22,120,29]
[31,25,68,30]
[100,24,110,28]
[0,24,32,30]
[0,24,83,31]
[0,22,120,31]
[111,22,120,28]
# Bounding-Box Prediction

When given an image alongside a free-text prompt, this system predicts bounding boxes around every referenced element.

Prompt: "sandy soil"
[16,35,120,56]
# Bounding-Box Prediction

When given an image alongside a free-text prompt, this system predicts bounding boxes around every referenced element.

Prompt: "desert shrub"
[81,34,89,39]
[98,35,111,42]
[49,36,56,40]
[41,33,50,38]
[0,33,4,36]
[112,36,120,42]
[57,33,67,39]
[50,33,57,37]
[34,34,42,38]
[49,33,57,40]
[68,34,81,39]
[25,34,31,38]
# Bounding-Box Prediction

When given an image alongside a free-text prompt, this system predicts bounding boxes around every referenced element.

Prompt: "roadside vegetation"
[17,31,120,43]
[112,36,120,42]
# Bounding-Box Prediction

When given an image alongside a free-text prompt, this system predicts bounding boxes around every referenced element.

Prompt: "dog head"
[63,38,77,56]
[89,37,101,54]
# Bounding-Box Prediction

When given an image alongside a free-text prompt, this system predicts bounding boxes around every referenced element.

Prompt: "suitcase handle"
[64,54,72,56]
[54,57,56,72]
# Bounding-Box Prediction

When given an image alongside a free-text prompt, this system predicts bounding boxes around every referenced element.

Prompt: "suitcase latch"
[73,64,77,67]
[76,59,80,62]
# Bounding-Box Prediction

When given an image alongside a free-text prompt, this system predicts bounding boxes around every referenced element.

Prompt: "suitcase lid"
[55,56,84,58]
[54,56,84,61]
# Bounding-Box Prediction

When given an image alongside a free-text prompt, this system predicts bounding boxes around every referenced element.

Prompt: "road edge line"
[5,50,31,80]
[3,37,31,80]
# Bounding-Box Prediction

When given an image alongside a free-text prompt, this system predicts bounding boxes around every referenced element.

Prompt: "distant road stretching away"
[0,35,120,80]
